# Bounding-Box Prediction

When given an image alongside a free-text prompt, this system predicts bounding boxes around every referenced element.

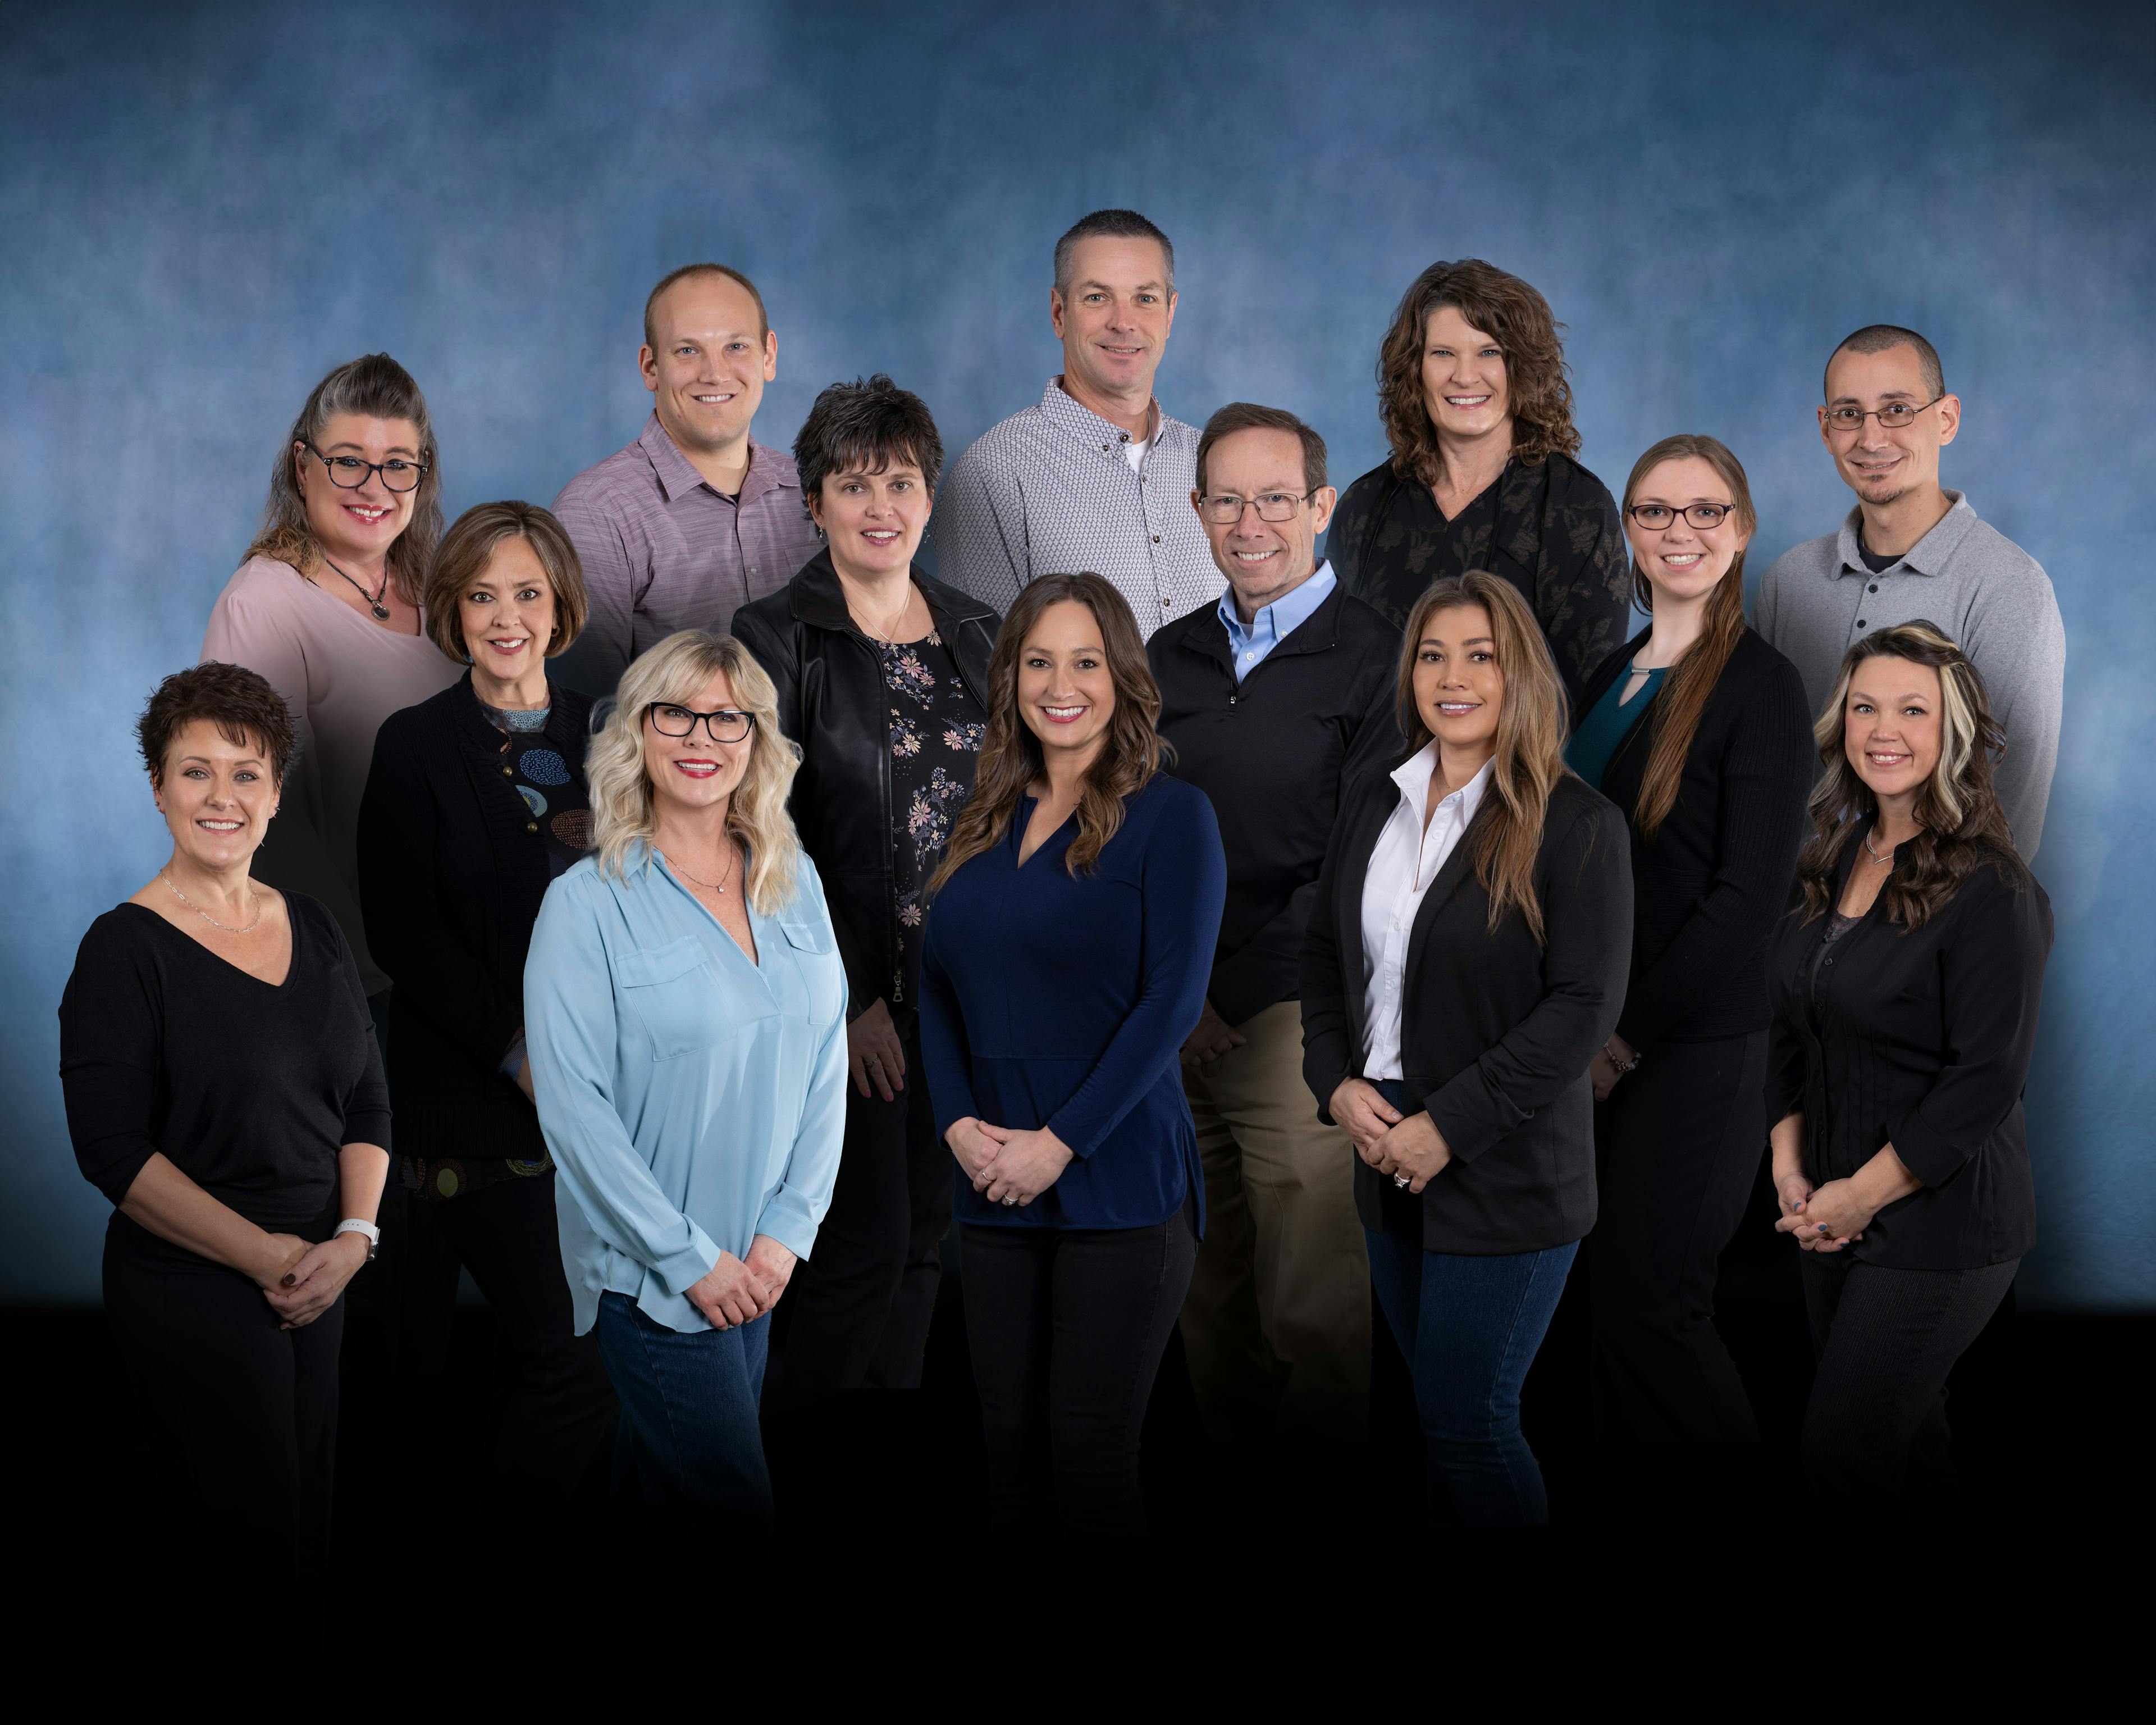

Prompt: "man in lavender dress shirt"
[552,264,823,699]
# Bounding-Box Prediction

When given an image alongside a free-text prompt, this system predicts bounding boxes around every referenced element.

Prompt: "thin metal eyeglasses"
[303,440,431,492]
[1198,490,1316,525]
[1627,503,1736,531]
[1824,395,1945,433]
[647,703,756,744]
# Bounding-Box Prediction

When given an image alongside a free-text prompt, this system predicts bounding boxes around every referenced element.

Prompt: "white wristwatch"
[335,1218,381,1262]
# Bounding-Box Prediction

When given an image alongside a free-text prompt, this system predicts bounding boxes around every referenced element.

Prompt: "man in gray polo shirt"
[935,209,1222,631]
[1758,324,2065,856]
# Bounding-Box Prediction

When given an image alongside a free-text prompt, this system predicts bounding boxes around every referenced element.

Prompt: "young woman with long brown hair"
[1300,571,1632,1524]
[1565,435,1814,1455]
[1766,624,2049,1518]
[917,571,1226,1553]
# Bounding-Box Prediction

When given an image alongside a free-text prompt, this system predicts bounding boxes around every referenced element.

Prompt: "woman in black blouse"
[733,376,998,1393]
[1767,622,2050,1518]
[1329,259,1630,703]
[356,501,616,1510]
[1565,436,1813,1447]
[60,664,390,1564]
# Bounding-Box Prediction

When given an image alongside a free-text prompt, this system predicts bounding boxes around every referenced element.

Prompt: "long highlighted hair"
[587,631,804,916]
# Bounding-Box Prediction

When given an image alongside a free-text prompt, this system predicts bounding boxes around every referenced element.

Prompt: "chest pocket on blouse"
[615,937,719,1062]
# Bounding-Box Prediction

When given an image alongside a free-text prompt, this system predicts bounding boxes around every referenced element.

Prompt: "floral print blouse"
[881,630,985,1005]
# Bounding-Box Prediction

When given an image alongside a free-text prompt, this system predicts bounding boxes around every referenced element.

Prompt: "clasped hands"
[687,1234,798,1330]
[1773,1171,1873,1252]
[947,1117,1074,1209]
[253,1230,371,1331]
[1330,1079,1451,1194]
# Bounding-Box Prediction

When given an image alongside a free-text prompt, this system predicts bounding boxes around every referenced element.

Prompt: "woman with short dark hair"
[733,376,999,1394]
[920,572,1226,1552]
[1767,623,2050,1518]
[356,501,616,1513]
[1329,261,1630,701]
[60,663,391,1564]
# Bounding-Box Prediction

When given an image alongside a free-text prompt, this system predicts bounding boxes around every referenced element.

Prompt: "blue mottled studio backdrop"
[3,2,2151,1305]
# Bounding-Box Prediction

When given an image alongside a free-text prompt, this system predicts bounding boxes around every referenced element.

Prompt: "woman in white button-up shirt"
[1301,571,1631,1525]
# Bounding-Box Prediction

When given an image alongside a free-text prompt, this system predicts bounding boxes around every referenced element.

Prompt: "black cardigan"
[1328,451,1630,705]
[1300,769,1633,1254]
[356,673,593,1160]
[1148,581,1402,1026]
[732,549,999,1019]
[1574,626,1814,1051]
[1765,835,2051,1270]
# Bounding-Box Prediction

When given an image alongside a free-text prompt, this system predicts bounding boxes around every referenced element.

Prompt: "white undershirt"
[1359,746,1493,1080]
[1122,435,1149,473]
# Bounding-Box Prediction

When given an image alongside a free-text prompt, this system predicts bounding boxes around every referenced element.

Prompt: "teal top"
[524,839,849,1335]
[1566,662,1666,790]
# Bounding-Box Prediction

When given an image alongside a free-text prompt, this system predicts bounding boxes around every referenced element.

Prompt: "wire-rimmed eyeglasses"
[1198,490,1315,526]
[1823,396,1945,433]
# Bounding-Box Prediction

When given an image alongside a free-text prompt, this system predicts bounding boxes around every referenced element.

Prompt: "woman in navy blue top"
[921,572,1226,1553]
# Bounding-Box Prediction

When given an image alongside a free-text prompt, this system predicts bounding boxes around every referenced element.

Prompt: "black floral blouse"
[881,631,985,1003]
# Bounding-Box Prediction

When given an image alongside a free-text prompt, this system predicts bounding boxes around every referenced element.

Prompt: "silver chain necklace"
[666,840,738,896]
[1862,831,1900,865]
[162,869,262,933]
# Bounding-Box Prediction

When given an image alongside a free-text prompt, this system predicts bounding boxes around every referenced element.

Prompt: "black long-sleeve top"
[1148,581,1403,1027]
[357,673,594,1160]
[58,893,390,1231]
[1300,769,1633,1254]
[1765,835,2051,1270]
[1328,452,1631,704]
[1573,626,1814,1051]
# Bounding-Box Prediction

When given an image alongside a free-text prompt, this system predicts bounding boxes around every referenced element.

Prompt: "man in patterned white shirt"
[935,209,1223,628]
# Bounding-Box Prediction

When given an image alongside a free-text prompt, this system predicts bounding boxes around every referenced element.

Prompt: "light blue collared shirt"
[1218,560,1337,682]
[524,841,849,1335]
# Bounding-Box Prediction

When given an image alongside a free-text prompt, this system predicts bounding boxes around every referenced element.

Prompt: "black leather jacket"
[732,549,999,1020]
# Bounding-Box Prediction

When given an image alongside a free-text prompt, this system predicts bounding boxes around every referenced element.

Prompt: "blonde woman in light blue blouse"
[525,630,847,1540]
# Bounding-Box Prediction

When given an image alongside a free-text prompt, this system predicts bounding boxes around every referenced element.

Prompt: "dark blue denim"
[594,1291,773,1540]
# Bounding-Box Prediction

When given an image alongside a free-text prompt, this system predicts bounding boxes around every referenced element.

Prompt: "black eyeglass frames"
[1626,502,1737,531]
[303,440,431,492]
[647,704,756,744]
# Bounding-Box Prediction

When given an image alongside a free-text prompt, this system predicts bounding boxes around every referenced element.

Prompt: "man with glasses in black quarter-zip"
[1149,403,1402,1448]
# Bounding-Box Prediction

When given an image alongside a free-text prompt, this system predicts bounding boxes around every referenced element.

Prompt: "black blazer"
[732,549,999,1019]
[1765,833,2051,1270]
[356,672,593,1159]
[1148,580,1402,1026]
[1301,768,1633,1253]
[1574,626,1814,1051]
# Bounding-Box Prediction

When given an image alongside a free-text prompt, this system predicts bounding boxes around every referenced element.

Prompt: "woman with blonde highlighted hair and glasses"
[523,631,848,1538]
[1301,571,1632,1523]
[1765,623,2050,1519]
[1565,437,1813,1457]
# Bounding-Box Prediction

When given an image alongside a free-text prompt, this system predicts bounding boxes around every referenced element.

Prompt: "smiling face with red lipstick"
[1017,599,1117,774]
[643,669,756,823]
[295,412,422,573]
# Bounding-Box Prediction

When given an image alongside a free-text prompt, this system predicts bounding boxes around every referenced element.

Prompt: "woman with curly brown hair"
[1331,260,1630,702]
[1765,622,2051,1518]
[919,571,1226,1553]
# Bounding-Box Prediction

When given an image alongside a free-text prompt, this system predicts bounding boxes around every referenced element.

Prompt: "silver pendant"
[371,603,392,620]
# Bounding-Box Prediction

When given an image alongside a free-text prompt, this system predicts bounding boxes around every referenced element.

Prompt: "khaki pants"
[1179,1000,1371,1441]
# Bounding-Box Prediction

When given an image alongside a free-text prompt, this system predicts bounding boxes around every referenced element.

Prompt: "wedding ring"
[1393,1173,1411,1189]
[1002,1195,1017,1207]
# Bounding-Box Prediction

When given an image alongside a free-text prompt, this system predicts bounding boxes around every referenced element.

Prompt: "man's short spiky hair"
[1826,324,1945,401]
[1053,209,1175,296]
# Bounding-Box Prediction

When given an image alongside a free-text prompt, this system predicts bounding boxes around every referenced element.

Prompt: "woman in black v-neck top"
[58,665,390,1566]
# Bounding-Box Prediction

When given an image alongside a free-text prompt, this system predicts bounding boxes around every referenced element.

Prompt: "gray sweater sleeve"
[1962,556,2066,860]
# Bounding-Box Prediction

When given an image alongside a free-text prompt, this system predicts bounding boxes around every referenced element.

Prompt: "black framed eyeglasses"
[1627,502,1737,531]
[304,440,430,492]
[646,703,756,744]
[1823,396,1945,433]
[1198,490,1314,526]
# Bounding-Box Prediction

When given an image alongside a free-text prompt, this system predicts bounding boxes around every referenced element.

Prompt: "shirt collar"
[1390,742,1493,823]
[638,413,792,506]
[1217,560,1337,649]
[1039,375,1165,453]
[1834,490,1977,578]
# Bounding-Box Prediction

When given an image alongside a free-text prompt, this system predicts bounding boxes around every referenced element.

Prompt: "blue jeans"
[1364,1226,1579,1525]
[594,1292,772,1539]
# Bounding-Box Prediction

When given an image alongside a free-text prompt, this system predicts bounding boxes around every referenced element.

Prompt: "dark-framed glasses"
[304,439,430,492]
[1627,502,1735,531]
[647,702,756,744]
[1824,396,1945,433]
[1199,490,1314,526]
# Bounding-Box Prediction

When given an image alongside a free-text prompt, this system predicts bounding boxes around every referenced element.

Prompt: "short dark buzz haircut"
[1195,403,1328,497]
[643,262,770,352]
[1826,324,1945,401]
[138,661,298,787]
[1053,209,1175,296]
[793,375,947,505]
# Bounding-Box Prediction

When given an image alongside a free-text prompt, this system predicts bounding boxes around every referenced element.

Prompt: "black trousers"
[104,1210,343,1567]
[1800,1248,2018,1519]
[1590,1030,1767,1443]
[960,1195,1198,1554]
[777,1024,948,1392]
[429,1170,616,1509]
